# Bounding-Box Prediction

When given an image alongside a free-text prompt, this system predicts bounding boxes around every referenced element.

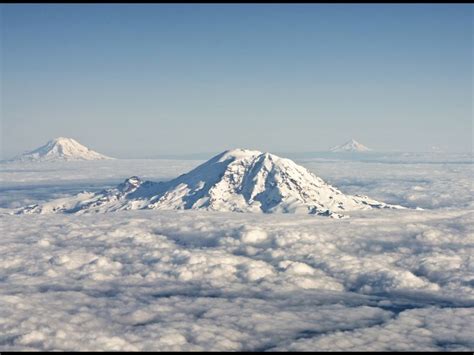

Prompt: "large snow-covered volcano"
[16,149,403,218]
[7,137,113,162]
[330,139,371,152]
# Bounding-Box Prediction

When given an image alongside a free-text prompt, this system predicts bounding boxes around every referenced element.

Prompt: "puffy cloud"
[277,307,474,351]
[0,205,472,351]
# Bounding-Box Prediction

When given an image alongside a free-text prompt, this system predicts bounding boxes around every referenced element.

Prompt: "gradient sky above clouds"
[1,4,472,158]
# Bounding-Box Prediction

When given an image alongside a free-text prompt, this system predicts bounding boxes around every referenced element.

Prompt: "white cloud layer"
[1,208,472,351]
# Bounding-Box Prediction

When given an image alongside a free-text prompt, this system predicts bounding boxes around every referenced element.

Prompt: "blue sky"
[1,4,472,158]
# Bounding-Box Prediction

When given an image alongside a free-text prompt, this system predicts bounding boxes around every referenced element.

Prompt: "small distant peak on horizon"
[329,139,372,153]
[5,137,114,162]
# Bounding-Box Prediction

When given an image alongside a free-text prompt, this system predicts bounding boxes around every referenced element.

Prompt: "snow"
[12,149,404,218]
[5,137,113,162]
[0,152,473,351]
[330,138,371,152]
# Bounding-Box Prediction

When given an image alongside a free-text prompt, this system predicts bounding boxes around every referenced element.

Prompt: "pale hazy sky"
[1,4,472,158]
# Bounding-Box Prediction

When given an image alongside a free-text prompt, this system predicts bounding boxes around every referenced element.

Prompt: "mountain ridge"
[15,148,405,218]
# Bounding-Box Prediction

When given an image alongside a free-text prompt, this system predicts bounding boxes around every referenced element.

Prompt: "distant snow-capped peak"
[15,148,404,218]
[330,139,371,152]
[8,137,113,162]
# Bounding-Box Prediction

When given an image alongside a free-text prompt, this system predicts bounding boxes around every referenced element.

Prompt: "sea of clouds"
[0,153,472,351]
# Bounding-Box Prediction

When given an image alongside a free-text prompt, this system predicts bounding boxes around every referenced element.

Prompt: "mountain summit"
[16,148,403,218]
[8,137,113,162]
[330,139,371,152]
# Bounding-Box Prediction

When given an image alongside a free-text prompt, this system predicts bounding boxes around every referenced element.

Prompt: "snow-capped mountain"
[15,149,404,218]
[330,139,371,152]
[7,137,113,162]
